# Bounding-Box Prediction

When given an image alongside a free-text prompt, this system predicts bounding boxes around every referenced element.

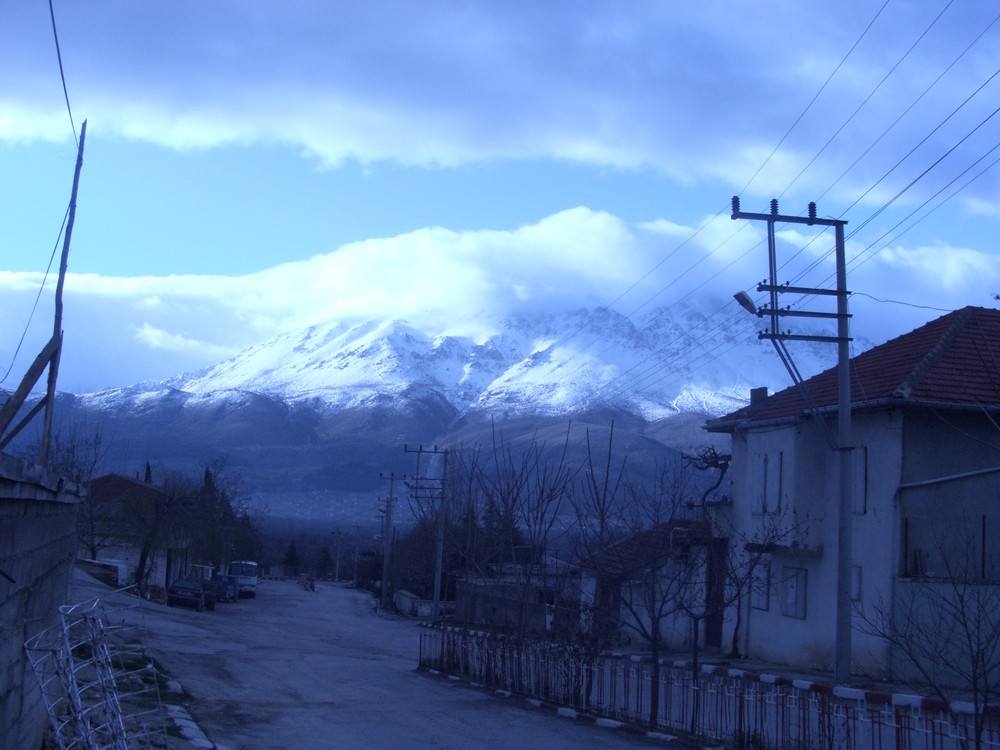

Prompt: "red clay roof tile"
[708,306,1000,429]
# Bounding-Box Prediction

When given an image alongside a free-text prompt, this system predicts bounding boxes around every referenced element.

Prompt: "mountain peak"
[91,304,835,421]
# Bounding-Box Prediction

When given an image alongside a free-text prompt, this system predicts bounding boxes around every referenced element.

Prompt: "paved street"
[72,574,660,750]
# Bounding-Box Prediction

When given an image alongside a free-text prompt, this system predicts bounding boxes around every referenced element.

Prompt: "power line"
[736,0,892,198]
[524,1,899,391]
[48,0,77,146]
[816,7,1000,204]
[0,208,70,386]
[504,4,998,410]
[779,0,956,200]
[850,292,952,313]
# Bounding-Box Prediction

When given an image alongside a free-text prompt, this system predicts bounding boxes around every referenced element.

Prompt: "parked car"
[166,578,216,612]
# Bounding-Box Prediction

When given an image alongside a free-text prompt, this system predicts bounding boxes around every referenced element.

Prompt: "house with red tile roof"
[579,517,721,653]
[706,305,1000,678]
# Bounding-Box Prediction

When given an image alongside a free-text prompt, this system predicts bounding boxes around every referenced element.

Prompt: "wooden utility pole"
[332,529,343,581]
[379,472,400,609]
[39,120,87,466]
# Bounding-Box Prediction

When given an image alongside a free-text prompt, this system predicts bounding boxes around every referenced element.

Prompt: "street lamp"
[733,291,758,317]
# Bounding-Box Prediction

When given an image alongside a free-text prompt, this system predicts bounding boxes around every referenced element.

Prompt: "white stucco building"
[706,305,1000,679]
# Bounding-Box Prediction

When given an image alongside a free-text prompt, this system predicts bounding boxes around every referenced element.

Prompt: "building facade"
[707,306,1000,679]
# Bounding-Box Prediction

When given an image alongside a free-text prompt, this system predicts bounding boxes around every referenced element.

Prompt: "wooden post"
[40,119,86,466]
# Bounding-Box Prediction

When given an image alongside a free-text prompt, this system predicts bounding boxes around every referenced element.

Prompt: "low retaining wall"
[0,455,81,750]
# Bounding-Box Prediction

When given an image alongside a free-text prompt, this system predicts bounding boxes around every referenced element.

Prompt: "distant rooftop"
[707,305,1000,430]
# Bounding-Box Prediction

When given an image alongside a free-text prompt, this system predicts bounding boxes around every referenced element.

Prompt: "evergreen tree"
[282,542,301,577]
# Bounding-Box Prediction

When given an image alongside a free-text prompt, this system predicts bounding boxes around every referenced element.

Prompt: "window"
[852,446,868,515]
[750,451,783,514]
[751,561,770,611]
[780,567,807,619]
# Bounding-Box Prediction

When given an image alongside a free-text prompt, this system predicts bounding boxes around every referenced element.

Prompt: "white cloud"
[6,0,999,203]
[133,323,233,358]
[0,208,994,394]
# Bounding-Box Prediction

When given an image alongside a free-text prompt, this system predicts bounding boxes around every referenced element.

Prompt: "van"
[227,560,259,598]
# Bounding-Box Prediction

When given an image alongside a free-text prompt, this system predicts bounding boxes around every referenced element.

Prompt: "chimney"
[750,386,768,410]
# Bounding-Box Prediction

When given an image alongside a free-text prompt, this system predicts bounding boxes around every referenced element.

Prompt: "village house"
[578,518,720,653]
[706,305,1000,678]
[455,559,579,635]
[82,473,191,591]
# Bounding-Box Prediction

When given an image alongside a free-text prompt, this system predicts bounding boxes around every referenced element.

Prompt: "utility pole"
[332,529,342,582]
[379,472,400,609]
[352,524,359,588]
[404,444,449,617]
[731,197,854,684]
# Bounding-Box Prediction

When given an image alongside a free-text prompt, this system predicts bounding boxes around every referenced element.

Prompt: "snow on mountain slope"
[80,302,841,420]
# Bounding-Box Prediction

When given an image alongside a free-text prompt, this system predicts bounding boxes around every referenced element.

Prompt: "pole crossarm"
[759,308,847,321]
[731,195,845,228]
[760,332,848,344]
[758,284,844,297]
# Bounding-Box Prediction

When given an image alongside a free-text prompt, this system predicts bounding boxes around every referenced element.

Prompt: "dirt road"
[72,574,658,750]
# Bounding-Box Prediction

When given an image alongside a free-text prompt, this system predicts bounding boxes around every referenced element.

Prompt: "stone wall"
[0,454,81,750]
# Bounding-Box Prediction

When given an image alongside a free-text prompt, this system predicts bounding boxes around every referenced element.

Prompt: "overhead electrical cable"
[839,65,1000,231]
[556,1,910,403]
[552,1,991,408]
[817,7,1000,204]
[4,1,82,385]
[48,0,77,145]
[860,140,1000,257]
[536,0,896,385]
[762,139,1000,346]
[0,210,69,386]
[779,60,1000,292]
[779,0,955,200]
[735,0,892,198]
[746,5,1000,301]
[551,223,762,385]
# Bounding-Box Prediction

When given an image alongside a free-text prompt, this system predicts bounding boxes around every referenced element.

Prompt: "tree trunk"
[649,640,660,728]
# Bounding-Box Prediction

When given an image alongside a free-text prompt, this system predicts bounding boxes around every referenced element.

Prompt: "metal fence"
[419,626,1000,750]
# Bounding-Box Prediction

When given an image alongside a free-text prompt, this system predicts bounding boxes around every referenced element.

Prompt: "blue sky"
[2,1,1000,393]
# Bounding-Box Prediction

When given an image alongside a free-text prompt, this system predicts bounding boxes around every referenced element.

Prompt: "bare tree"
[583,447,799,730]
[15,420,117,558]
[567,423,630,704]
[457,422,577,638]
[578,455,697,727]
[860,520,1000,750]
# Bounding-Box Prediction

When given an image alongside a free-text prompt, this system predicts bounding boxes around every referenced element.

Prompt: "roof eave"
[706,397,1000,434]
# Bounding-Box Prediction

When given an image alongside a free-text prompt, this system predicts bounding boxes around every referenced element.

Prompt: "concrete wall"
[0,455,81,750]
[726,409,902,676]
[898,409,1000,578]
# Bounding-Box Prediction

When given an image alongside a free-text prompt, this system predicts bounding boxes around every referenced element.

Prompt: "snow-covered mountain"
[83,302,836,422]
[62,302,843,522]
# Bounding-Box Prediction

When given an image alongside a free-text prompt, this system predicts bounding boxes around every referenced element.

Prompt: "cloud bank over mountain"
[0,207,995,395]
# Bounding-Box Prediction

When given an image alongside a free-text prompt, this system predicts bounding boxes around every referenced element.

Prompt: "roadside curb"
[417,666,707,748]
[165,703,232,750]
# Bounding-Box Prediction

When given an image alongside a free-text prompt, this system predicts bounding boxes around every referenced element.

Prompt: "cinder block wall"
[0,455,80,750]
